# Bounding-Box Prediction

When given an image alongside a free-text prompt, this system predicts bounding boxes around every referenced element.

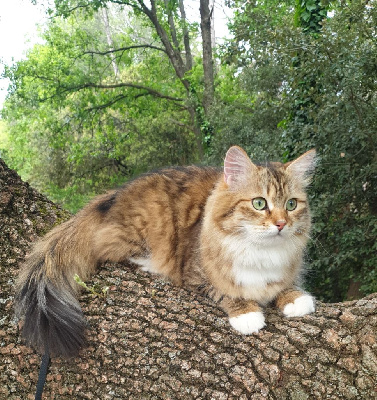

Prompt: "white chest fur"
[224,235,300,288]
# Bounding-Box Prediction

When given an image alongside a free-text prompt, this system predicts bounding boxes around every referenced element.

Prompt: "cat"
[14,146,316,357]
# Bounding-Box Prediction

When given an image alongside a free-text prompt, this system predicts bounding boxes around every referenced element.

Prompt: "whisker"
[302,231,334,259]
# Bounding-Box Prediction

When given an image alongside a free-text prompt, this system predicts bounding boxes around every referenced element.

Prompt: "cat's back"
[99,166,221,226]
[125,165,220,197]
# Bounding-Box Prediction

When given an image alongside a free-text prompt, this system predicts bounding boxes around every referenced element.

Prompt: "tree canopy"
[1,0,377,302]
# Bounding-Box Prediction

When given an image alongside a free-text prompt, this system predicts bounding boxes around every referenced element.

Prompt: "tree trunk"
[138,0,204,158]
[200,0,215,114]
[143,0,189,88]
[102,8,119,79]
[101,7,120,78]
[164,0,180,51]
[178,0,193,72]
[1,159,376,399]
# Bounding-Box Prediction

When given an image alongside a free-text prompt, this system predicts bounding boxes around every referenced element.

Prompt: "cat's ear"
[286,149,317,185]
[224,146,256,188]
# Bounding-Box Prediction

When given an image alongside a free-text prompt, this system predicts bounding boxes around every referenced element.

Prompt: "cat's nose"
[276,220,286,231]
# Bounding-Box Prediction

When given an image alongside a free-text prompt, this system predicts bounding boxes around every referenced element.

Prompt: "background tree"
[2,3,201,210]
[51,0,217,158]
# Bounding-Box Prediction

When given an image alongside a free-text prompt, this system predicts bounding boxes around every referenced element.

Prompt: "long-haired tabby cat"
[15,146,316,357]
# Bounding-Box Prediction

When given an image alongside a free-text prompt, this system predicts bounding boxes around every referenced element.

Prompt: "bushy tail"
[14,217,97,357]
[14,191,136,357]
[14,262,87,357]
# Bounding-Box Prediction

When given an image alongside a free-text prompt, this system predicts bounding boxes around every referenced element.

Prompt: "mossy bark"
[0,159,376,399]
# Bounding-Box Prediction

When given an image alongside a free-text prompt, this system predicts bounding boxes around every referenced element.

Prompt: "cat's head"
[209,146,316,247]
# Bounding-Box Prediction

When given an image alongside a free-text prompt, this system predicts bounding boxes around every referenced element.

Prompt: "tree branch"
[200,0,215,112]
[81,44,167,57]
[85,92,187,112]
[178,0,193,71]
[85,94,129,111]
[164,0,181,51]
[75,82,185,102]
[1,158,376,399]
[38,80,185,104]
[140,0,190,90]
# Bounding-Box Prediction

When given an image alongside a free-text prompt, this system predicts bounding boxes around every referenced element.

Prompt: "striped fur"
[15,147,316,356]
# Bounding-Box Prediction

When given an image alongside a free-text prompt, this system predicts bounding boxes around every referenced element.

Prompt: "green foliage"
[2,0,377,301]
[294,0,327,33]
[1,5,198,212]
[74,274,109,297]
[218,0,377,301]
[0,121,9,157]
[282,2,377,300]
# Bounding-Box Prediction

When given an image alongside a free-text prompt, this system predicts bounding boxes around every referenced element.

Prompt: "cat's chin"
[243,224,292,245]
[252,231,289,246]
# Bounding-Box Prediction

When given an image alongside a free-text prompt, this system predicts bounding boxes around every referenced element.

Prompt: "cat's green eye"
[286,198,297,211]
[252,197,267,210]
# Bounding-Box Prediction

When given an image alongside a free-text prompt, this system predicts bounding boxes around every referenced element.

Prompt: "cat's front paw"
[229,311,266,335]
[283,295,315,318]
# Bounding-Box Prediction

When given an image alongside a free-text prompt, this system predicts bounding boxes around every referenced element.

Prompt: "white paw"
[229,311,266,335]
[283,295,315,318]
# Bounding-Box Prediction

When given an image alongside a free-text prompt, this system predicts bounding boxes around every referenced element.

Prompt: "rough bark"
[0,159,376,400]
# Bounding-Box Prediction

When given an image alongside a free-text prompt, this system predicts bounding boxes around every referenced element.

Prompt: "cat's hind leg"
[276,289,315,318]
[220,297,266,335]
